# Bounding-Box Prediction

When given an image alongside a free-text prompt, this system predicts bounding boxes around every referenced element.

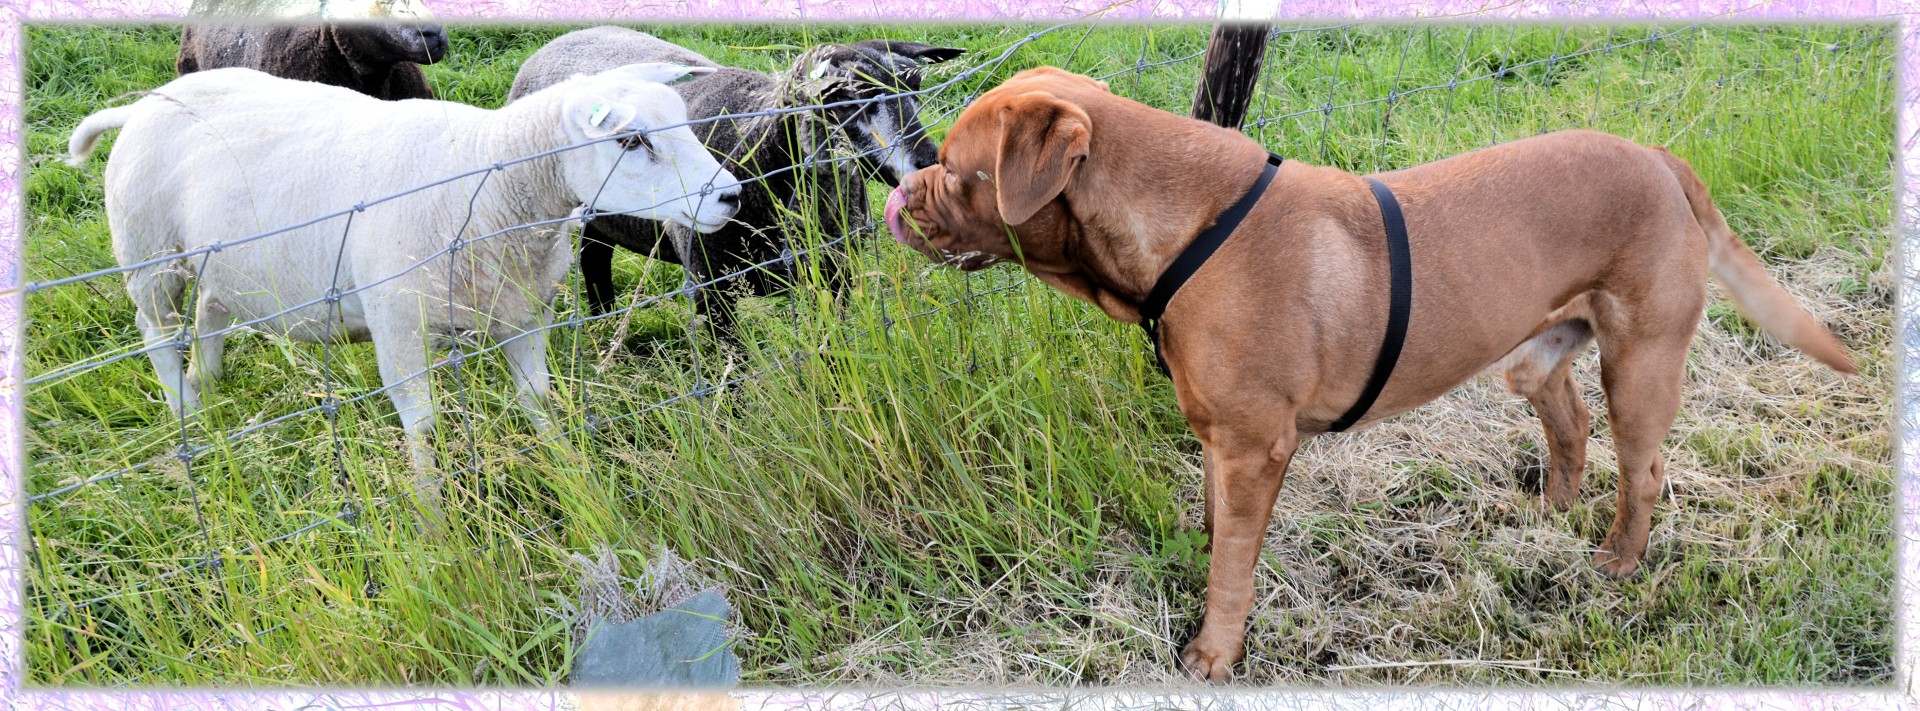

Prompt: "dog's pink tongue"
[883,186,909,245]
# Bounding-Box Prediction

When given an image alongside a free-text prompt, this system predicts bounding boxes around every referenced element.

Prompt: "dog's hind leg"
[1592,336,1691,578]
[1589,282,1701,578]
[1501,319,1595,509]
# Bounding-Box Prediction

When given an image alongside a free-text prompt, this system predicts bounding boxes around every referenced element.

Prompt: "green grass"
[21,22,1894,686]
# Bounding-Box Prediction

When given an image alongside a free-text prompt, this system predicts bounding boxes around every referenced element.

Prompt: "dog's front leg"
[1181,420,1298,683]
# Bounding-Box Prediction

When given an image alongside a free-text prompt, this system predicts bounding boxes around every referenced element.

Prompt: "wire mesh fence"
[18,18,1893,684]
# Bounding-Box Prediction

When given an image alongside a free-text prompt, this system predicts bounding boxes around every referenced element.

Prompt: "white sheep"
[67,63,743,488]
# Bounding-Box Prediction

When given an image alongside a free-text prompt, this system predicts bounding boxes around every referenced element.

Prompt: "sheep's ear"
[856,40,965,64]
[603,62,715,87]
[814,76,863,103]
[563,93,642,139]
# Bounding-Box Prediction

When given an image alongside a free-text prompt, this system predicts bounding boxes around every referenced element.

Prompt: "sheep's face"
[558,63,744,234]
[331,20,449,65]
[797,41,964,187]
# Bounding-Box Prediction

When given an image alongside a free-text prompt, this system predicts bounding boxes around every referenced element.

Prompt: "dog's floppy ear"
[994,91,1092,225]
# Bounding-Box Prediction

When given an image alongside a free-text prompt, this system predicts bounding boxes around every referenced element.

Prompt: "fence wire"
[15,20,1891,684]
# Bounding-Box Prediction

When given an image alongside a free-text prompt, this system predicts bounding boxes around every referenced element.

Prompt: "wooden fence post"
[1191,23,1273,130]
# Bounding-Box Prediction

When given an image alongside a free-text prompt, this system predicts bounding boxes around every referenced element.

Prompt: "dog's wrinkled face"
[799,40,964,186]
[886,67,1107,273]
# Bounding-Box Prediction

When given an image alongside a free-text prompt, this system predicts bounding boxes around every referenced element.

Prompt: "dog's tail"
[1652,146,1855,374]
[66,104,140,168]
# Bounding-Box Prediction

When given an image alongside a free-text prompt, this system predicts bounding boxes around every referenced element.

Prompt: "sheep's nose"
[909,142,938,170]
[715,191,741,208]
[418,25,450,63]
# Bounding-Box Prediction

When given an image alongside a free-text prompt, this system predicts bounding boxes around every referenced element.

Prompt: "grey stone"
[570,589,739,688]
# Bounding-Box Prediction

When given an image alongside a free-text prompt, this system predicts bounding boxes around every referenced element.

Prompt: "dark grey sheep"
[176,22,450,100]
[508,26,962,338]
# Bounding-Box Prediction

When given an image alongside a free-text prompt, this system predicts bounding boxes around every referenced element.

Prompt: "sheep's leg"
[812,170,862,297]
[367,312,438,495]
[692,269,742,343]
[127,264,196,414]
[186,296,231,402]
[501,329,552,433]
[579,225,619,315]
[671,225,742,343]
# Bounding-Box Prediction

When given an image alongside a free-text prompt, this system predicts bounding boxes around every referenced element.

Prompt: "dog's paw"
[1591,550,1641,579]
[1543,487,1580,511]
[1179,638,1238,683]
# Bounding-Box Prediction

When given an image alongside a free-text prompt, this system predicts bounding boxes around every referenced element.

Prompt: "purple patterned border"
[2,1,1912,709]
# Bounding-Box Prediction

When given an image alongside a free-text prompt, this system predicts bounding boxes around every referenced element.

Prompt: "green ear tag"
[809,62,830,80]
[589,103,612,128]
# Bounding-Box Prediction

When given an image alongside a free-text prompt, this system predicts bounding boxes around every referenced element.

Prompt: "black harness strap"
[1326,178,1413,433]
[1139,152,1283,374]
[1137,159,1413,436]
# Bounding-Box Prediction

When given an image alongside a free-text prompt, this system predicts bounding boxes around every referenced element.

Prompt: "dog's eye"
[617,132,655,155]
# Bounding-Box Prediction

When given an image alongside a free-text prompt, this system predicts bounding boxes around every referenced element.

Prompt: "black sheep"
[508,27,963,339]
[176,22,449,100]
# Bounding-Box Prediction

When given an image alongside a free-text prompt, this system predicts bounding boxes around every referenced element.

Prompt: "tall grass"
[20,22,1894,685]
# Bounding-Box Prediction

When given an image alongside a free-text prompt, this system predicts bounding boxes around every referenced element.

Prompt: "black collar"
[1136,156,1414,434]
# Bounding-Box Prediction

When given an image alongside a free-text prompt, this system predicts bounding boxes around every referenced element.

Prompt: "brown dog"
[882,66,1856,681]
